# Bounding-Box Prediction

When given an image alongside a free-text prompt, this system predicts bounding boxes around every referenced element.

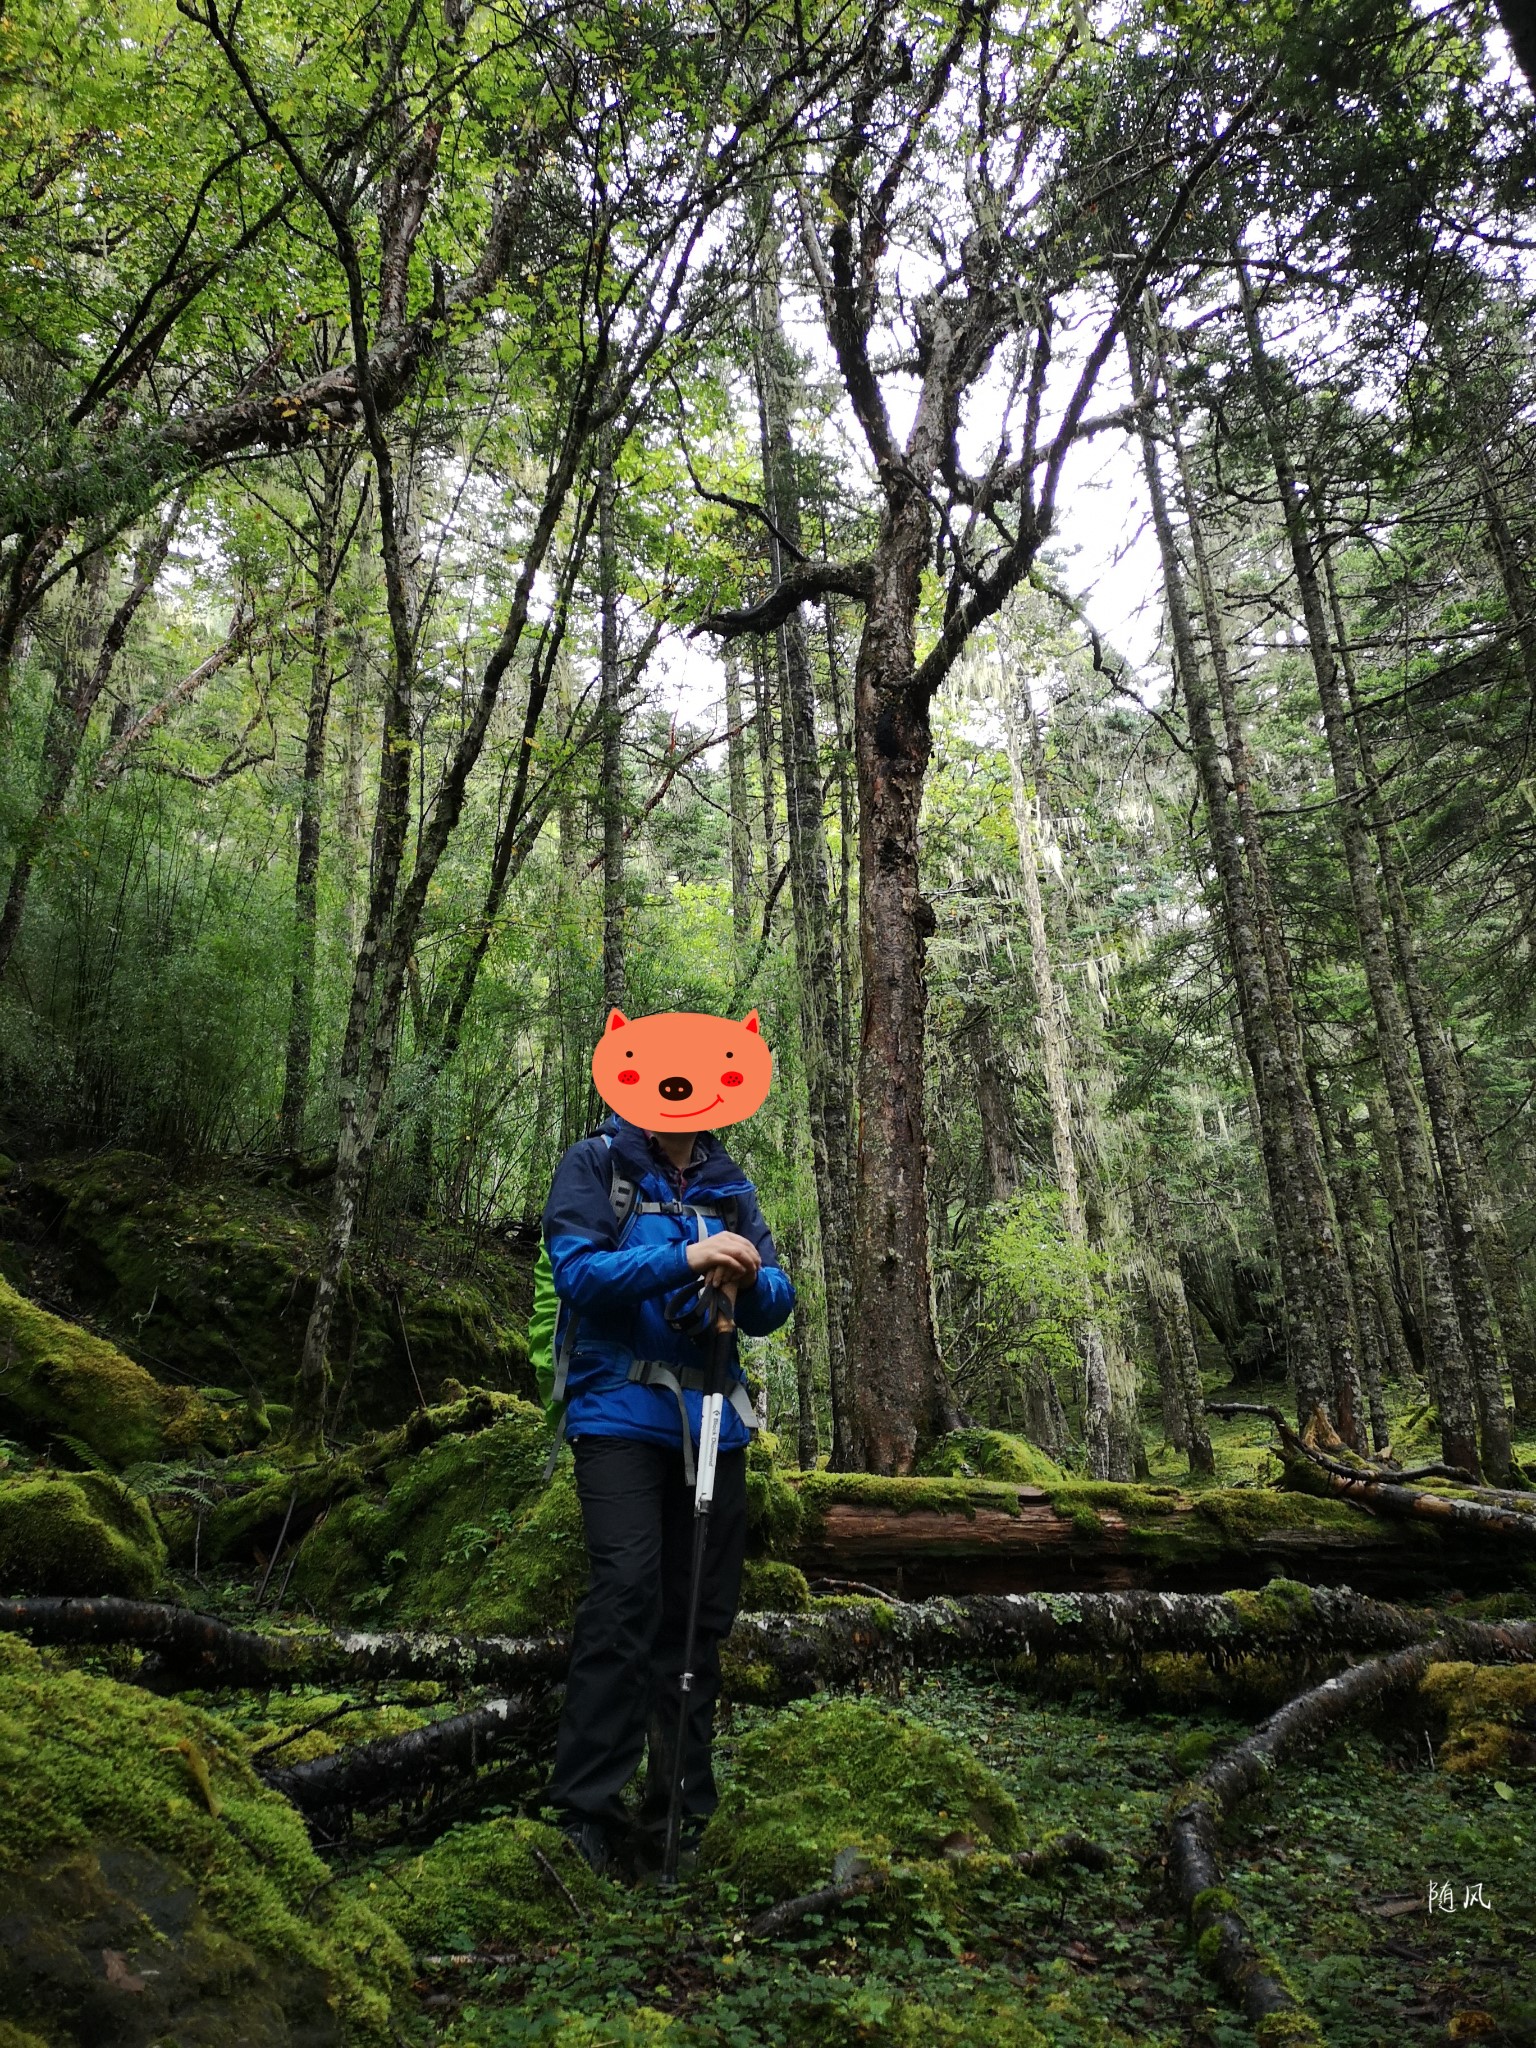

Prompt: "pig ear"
[742,1010,760,1035]
[605,1008,630,1034]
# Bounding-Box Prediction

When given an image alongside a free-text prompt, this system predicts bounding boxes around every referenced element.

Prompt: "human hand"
[685,1230,761,1283]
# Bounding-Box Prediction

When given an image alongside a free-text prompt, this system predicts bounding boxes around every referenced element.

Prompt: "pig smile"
[659,1095,724,1118]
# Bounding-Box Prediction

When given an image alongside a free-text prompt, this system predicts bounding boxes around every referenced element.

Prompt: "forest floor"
[242,1385,1532,2048]
[3,1143,1533,2048]
[334,1660,1531,2048]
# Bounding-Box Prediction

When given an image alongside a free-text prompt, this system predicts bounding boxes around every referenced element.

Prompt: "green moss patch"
[0,1636,407,2043]
[1421,1660,1536,1776]
[916,1429,1065,1485]
[285,1403,587,1633]
[745,1436,805,1554]
[795,1470,1026,1532]
[0,1274,220,1466]
[0,1468,167,1596]
[739,1558,811,1612]
[349,1818,611,1956]
[700,1696,1024,1902]
[19,1152,533,1427]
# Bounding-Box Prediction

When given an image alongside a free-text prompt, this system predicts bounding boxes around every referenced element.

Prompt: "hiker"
[536,1010,795,1877]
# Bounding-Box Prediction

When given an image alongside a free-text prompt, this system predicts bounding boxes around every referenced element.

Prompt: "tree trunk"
[749,636,778,871]
[1139,1175,1215,1474]
[1001,672,1118,1476]
[1304,1059,1390,1451]
[724,646,753,951]
[845,486,956,1470]
[280,446,350,1155]
[1154,304,1365,1445]
[1229,244,1493,1482]
[752,229,856,1468]
[0,498,183,976]
[1441,1038,1536,1429]
[597,427,625,1015]
[337,624,370,966]
[1328,552,1516,1459]
[1492,0,1536,100]
[11,1583,1529,1701]
[293,435,420,1436]
[1128,317,1331,1431]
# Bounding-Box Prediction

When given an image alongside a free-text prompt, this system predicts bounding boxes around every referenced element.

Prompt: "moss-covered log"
[260,1691,554,1816]
[9,1582,1536,1701]
[1209,1402,1536,1540]
[787,1471,1520,1596]
[1166,1617,1536,2044]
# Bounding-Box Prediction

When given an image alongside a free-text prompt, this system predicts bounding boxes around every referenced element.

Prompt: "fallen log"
[1166,1617,1536,2039]
[1208,1403,1536,1547]
[785,1471,1524,1597]
[261,1691,551,1815]
[7,1584,1536,1702]
[0,1593,572,1691]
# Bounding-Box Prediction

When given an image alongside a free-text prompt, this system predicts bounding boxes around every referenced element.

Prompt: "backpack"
[528,1133,744,1479]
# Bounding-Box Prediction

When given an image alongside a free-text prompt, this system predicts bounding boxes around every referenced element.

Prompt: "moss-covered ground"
[376,1650,1533,2047]
[0,1151,536,1427]
[4,1277,1535,2048]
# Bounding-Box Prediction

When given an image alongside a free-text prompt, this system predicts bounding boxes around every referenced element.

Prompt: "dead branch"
[1208,1403,1536,1540]
[1167,1618,1536,2035]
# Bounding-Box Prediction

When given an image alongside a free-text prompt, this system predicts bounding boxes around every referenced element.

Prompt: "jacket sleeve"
[542,1138,694,1310]
[729,1184,797,1337]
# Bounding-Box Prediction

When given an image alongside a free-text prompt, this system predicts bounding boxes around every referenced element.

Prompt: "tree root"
[1166,1617,1536,2039]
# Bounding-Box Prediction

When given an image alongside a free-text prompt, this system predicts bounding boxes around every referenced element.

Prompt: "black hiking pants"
[547,1433,749,1843]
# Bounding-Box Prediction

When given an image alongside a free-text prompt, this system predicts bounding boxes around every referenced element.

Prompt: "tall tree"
[705,8,1254,1470]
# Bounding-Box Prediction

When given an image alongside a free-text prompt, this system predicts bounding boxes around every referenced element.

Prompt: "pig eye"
[618,1068,640,1085]
[721,1071,744,1088]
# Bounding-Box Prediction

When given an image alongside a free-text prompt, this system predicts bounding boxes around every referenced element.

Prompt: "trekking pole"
[661,1283,733,1892]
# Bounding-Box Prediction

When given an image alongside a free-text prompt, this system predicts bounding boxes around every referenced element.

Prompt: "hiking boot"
[558,1816,613,1878]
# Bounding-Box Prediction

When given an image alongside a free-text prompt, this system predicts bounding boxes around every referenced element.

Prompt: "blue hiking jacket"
[542,1113,797,1452]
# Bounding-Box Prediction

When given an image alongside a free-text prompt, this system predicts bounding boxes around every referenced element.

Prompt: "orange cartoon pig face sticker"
[592,1010,773,1130]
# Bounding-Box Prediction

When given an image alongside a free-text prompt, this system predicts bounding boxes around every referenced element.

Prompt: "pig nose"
[658,1075,694,1101]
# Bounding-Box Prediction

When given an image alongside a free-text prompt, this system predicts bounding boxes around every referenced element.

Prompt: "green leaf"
[1494,1781,1515,1802]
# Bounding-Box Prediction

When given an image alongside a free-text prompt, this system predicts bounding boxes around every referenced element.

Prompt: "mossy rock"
[196,1386,525,1567]
[0,1469,167,1596]
[699,1696,1024,1902]
[348,1817,610,1956]
[285,1407,821,1632]
[0,1275,223,1467]
[739,1558,811,1612]
[1421,1660,1536,1776]
[285,1403,585,1633]
[916,1429,1065,1485]
[20,1152,533,1427]
[0,1636,408,2044]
